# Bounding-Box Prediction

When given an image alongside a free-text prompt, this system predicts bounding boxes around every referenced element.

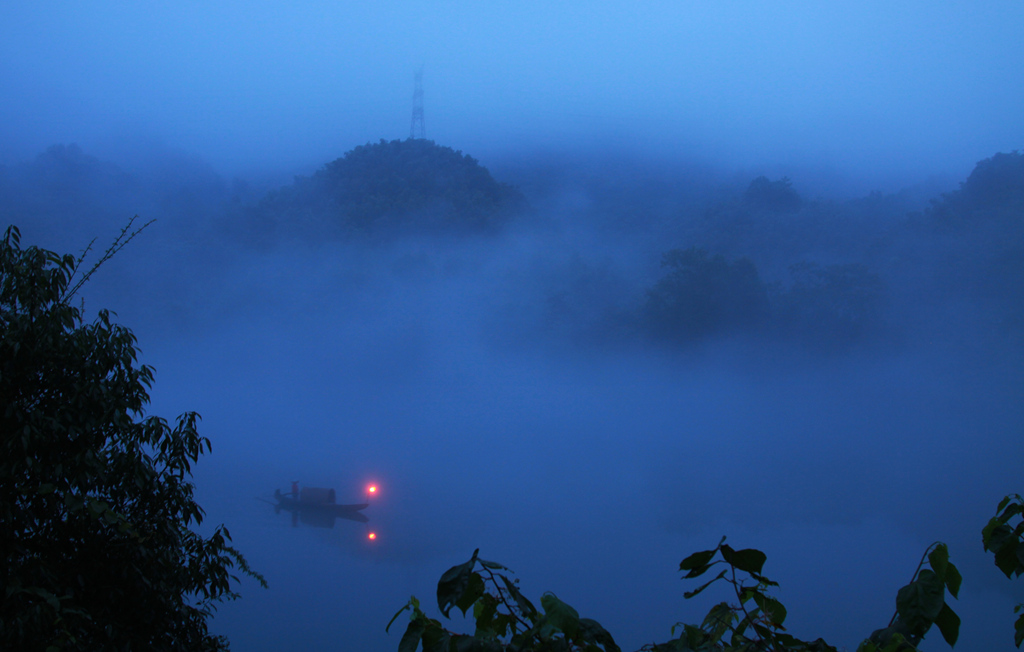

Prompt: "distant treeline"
[517,151,1024,351]
[2,141,1021,353]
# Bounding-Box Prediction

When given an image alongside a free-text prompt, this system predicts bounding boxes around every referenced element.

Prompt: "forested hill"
[250,139,527,240]
[924,150,1024,225]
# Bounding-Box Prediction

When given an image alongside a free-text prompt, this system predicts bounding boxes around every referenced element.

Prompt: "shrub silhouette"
[744,176,802,213]
[644,247,770,342]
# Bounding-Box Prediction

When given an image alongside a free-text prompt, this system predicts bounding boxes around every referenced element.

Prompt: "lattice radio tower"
[410,68,426,140]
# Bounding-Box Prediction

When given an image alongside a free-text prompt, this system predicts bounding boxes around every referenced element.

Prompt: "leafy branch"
[982,494,1024,647]
[644,536,834,651]
[860,542,961,651]
[387,548,620,652]
[389,533,974,652]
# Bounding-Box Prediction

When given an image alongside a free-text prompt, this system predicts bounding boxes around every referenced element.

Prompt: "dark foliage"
[392,531,977,651]
[640,249,887,348]
[923,151,1024,228]
[744,176,802,213]
[953,151,1024,212]
[913,152,1024,335]
[773,262,887,348]
[981,494,1024,647]
[0,145,143,245]
[681,181,893,281]
[255,139,526,239]
[0,223,263,651]
[643,248,770,343]
[388,549,621,652]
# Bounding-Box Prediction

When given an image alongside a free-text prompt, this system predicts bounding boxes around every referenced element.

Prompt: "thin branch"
[480,565,533,633]
[62,216,155,301]
[730,565,760,647]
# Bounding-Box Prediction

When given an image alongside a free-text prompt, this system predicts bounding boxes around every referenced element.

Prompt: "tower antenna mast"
[410,68,425,140]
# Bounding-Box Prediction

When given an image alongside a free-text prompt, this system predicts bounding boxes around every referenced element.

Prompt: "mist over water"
[7,151,1013,650]
[3,3,1023,650]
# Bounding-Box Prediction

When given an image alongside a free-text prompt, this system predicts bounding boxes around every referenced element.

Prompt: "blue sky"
[2,2,1021,186]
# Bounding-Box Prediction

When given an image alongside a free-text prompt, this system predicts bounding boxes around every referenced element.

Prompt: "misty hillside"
[2,141,1024,651]
[0,144,142,241]
[914,150,1024,334]
[3,142,1022,355]
[247,139,527,241]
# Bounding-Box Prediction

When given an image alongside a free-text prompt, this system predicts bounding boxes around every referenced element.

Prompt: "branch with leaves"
[644,536,835,652]
[387,548,620,652]
[388,533,974,652]
[983,494,1024,647]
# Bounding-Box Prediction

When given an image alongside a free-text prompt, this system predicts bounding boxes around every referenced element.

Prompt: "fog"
[3,3,1023,652]
[3,2,1023,192]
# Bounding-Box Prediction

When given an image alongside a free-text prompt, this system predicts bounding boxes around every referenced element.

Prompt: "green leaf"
[988,522,1015,553]
[776,633,837,651]
[933,602,960,647]
[492,613,515,639]
[473,594,500,637]
[895,569,944,636]
[733,607,759,640]
[541,592,581,640]
[454,572,485,617]
[998,496,1023,521]
[683,569,727,599]
[752,591,788,626]
[420,620,452,652]
[1014,609,1024,648]
[701,602,737,641]
[927,543,949,578]
[437,550,479,618]
[720,545,767,576]
[477,558,508,571]
[500,575,537,620]
[680,537,725,564]
[579,617,621,652]
[397,618,425,652]
[995,539,1021,579]
[998,495,1014,514]
[450,633,503,652]
[679,548,719,579]
[944,561,962,599]
[983,517,1005,550]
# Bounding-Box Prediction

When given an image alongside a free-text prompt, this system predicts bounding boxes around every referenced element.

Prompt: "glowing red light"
[368,532,377,540]
[367,485,378,494]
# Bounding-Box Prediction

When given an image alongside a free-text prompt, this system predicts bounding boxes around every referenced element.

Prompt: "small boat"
[271,484,370,527]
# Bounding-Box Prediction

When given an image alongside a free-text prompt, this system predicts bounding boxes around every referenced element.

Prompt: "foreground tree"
[390,540,962,652]
[398,499,1024,652]
[0,222,263,651]
[982,494,1024,647]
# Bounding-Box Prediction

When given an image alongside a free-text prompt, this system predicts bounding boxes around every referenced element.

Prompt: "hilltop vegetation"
[249,139,526,240]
